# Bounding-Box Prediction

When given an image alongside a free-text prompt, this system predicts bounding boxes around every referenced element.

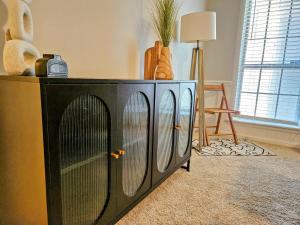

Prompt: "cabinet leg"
[181,159,190,172]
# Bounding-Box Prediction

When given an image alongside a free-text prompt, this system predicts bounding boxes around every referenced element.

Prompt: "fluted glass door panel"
[178,89,192,157]
[157,91,175,172]
[59,95,109,225]
[122,92,149,197]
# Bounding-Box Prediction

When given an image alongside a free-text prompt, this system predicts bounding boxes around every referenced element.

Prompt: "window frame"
[234,0,300,127]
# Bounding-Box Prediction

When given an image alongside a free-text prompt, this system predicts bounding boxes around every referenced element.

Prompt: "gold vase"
[155,47,173,80]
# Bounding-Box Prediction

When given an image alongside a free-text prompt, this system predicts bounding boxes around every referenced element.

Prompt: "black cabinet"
[43,84,119,225]
[115,84,154,214]
[152,83,195,185]
[175,83,195,167]
[0,77,196,225]
[152,83,179,185]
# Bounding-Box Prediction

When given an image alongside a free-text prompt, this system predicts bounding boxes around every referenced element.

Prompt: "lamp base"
[190,46,206,148]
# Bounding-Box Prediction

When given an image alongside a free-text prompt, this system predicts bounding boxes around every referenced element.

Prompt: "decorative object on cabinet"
[2,0,41,75]
[155,46,173,80]
[145,0,179,80]
[35,54,68,77]
[144,41,162,80]
[3,39,40,75]
[0,76,196,225]
[180,11,216,148]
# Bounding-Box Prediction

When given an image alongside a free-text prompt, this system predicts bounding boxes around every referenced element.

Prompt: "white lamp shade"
[180,11,216,43]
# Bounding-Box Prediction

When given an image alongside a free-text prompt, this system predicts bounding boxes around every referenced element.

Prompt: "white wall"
[173,0,207,80]
[204,0,241,82]
[0,0,206,79]
[204,0,300,149]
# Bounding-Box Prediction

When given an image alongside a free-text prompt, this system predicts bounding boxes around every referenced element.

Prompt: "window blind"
[236,0,300,126]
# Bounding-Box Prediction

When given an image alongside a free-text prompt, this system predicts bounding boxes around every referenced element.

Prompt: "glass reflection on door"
[157,91,175,172]
[178,89,192,157]
[59,95,109,225]
[122,92,149,197]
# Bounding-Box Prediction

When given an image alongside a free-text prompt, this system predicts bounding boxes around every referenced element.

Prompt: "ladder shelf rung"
[207,133,232,137]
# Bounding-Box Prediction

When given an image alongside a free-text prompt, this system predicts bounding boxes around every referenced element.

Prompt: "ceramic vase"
[144,41,173,80]
[144,41,163,80]
[155,47,173,80]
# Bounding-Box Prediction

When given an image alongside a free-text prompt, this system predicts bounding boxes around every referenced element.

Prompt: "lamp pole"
[190,40,206,148]
[181,11,216,149]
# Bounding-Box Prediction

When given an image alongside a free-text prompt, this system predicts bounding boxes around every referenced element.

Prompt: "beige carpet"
[117,142,300,225]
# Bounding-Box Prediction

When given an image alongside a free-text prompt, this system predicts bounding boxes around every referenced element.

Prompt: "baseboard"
[209,119,300,149]
[231,120,300,149]
[238,134,300,149]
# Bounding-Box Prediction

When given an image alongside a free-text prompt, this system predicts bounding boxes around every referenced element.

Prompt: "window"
[236,0,300,126]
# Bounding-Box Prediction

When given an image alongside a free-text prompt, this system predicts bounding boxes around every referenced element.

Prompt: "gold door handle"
[175,125,182,130]
[111,153,120,159]
[118,149,126,156]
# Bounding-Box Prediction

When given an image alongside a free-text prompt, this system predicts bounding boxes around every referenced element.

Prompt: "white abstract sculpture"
[2,0,40,75]
[7,0,33,42]
[3,39,40,75]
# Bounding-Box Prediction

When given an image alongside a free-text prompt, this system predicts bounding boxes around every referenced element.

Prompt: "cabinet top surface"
[0,75,197,84]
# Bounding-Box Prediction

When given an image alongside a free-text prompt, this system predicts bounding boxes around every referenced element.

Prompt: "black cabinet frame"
[39,80,196,225]
[41,84,119,225]
[152,83,179,185]
[176,83,196,168]
[116,84,154,213]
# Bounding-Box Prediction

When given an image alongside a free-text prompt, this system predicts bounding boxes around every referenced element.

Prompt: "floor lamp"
[180,12,216,148]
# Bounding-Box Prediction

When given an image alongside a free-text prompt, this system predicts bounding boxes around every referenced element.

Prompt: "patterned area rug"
[193,139,276,156]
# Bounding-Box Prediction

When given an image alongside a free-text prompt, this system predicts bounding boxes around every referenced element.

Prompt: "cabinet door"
[42,84,118,225]
[175,83,196,166]
[152,83,179,185]
[116,84,154,211]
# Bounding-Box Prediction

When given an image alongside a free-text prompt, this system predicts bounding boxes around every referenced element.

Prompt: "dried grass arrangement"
[144,0,179,80]
[152,0,179,47]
